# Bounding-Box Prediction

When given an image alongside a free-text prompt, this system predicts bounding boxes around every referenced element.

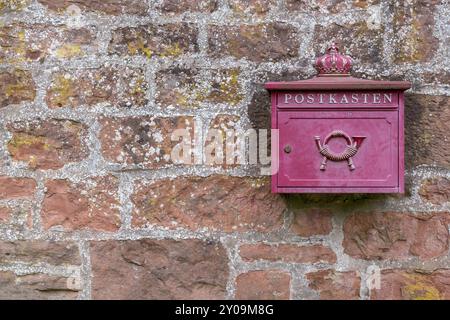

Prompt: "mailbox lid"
[277,110,399,189]
[265,76,411,91]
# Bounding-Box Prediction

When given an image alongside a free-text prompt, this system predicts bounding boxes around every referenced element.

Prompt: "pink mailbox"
[265,43,411,193]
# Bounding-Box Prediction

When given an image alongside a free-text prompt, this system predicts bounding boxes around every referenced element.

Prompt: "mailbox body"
[266,77,410,193]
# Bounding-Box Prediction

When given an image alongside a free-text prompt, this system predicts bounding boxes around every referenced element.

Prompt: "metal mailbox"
[265,43,411,193]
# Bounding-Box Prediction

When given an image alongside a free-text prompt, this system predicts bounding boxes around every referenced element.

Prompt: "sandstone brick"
[306,269,361,300]
[0,176,36,199]
[419,177,450,205]
[0,23,96,62]
[422,71,450,85]
[160,0,217,14]
[208,23,299,63]
[0,271,80,300]
[229,0,275,16]
[343,212,450,260]
[155,68,243,109]
[42,176,120,232]
[0,240,80,265]
[391,0,440,63]
[0,69,35,108]
[45,66,147,109]
[352,0,381,8]
[91,239,229,299]
[240,244,336,264]
[371,269,450,300]
[7,119,88,170]
[248,88,271,130]
[99,116,194,168]
[235,270,290,300]
[285,0,380,12]
[405,94,450,168]
[205,115,241,168]
[207,69,244,105]
[109,23,198,58]
[155,67,202,109]
[38,0,148,15]
[313,21,384,64]
[0,0,30,13]
[0,206,11,222]
[131,175,286,232]
[285,0,347,13]
[290,208,333,237]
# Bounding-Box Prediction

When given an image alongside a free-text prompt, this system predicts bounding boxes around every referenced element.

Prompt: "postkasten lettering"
[281,92,395,105]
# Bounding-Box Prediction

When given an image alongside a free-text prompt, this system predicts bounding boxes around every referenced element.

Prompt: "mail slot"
[265,43,411,193]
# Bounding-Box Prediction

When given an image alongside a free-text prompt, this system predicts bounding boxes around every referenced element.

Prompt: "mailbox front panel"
[278,110,399,191]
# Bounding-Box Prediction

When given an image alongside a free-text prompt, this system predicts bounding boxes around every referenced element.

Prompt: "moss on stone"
[402,274,441,300]
[55,44,83,58]
[0,0,29,12]
[161,43,183,57]
[127,38,152,58]
[48,75,76,107]
[8,133,52,154]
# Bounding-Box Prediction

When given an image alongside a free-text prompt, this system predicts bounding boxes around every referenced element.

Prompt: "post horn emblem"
[314,131,365,171]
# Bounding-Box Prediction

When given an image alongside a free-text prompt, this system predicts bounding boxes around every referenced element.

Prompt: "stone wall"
[0,0,449,299]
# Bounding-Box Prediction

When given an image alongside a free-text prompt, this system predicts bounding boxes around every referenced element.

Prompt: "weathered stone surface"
[419,177,450,205]
[422,71,450,85]
[0,0,30,13]
[290,208,333,237]
[45,66,147,108]
[0,69,35,108]
[229,0,275,16]
[208,23,299,63]
[207,69,244,105]
[391,0,440,63]
[132,175,286,232]
[0,23,96,62]
[109,23,198,58]
[155,67,202,109]
[306,269,361,300]
[38,0,148,15]
[0,271,80,300]
[343,212,450,260]
[371,269,450,300]
[159,0,217,13]
[205,115,241,168]
[240,244,336,263]
[285,0,346,13]
[0,176,36,200]
[248,88,271,130]
[313,21,384,64]
[42,176,120,231]
[7,119,88,170]
[0,206,11,222]
[285,0,380,12]
[91,239,229,299]
[99,116,194,168]
[352,0,381,8]
[0,240,80,265]
[235,270,290,300]
[405,94,450,168]
[155,68,243,109]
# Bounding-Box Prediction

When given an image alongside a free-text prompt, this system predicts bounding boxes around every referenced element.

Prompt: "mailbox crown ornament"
[315,43,352,76]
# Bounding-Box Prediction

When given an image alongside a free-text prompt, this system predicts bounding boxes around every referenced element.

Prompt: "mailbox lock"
[284,145,292,154]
